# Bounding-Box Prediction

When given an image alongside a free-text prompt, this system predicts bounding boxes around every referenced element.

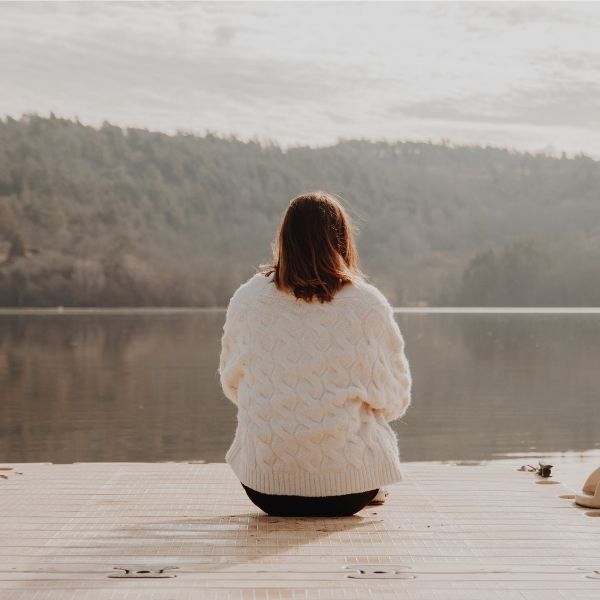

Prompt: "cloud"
[0,25,381,134]
[323,110,352,126]
[213,25,237,47]
[392,83,600,130]
[461,1,598,27]
[529,51,600,75]
[0,1,382,115]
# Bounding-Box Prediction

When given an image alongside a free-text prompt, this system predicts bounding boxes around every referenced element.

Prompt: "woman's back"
[219,271,411,497]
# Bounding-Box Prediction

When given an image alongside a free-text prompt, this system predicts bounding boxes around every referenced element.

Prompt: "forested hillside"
[1,114,599,307]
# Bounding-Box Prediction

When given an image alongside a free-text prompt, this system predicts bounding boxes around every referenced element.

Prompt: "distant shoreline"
[1,307,600,315]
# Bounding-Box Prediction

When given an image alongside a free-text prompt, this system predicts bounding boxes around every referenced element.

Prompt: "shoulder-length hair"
[261,191,365,303]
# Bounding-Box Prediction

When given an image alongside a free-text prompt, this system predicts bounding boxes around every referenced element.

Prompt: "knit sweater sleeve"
[362,294,412,423]
[218,298,248,406]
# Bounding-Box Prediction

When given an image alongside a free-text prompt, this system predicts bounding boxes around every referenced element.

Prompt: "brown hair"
[261,191,365,303]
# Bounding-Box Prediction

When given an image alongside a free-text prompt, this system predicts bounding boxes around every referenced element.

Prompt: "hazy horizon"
[2,2,600,158]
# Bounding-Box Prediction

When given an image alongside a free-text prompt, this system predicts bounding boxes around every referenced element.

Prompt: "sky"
[2,1,600,157]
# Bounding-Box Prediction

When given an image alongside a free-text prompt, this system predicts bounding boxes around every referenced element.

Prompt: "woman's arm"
[363,299,412,422]
[218,302,247,406]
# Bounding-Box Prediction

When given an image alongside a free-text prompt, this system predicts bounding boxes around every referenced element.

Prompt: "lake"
[1,309,599,486]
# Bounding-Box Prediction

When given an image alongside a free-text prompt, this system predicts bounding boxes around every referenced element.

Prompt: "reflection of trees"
[394,314,600,462]
[2,313,600,465]
[0,313,237,463]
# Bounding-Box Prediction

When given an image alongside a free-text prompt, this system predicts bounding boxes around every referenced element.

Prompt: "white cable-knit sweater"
[219,272,412,497]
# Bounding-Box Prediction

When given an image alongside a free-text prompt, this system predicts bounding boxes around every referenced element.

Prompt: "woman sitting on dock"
[219,191,412,517]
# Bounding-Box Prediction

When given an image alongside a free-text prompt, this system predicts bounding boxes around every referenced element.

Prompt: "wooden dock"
[1,462,599,599]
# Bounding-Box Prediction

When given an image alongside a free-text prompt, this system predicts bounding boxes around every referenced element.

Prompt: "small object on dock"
[575,465,600,508]
[518,461,553,478]
[536,461,553,478]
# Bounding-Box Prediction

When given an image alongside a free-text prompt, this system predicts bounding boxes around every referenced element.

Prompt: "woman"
[219,191,411,517]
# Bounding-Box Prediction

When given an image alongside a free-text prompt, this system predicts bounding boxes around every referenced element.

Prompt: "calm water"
[1,311,600,467]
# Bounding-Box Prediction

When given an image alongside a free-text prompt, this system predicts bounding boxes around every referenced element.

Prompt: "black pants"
[242,484,378,517]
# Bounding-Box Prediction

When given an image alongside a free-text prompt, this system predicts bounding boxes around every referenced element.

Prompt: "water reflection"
[0,312,598,464]
[0,312,235,463]
[402,313,600,461]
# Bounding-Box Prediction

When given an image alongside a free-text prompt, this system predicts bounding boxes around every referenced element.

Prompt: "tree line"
[1,114,599,307]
